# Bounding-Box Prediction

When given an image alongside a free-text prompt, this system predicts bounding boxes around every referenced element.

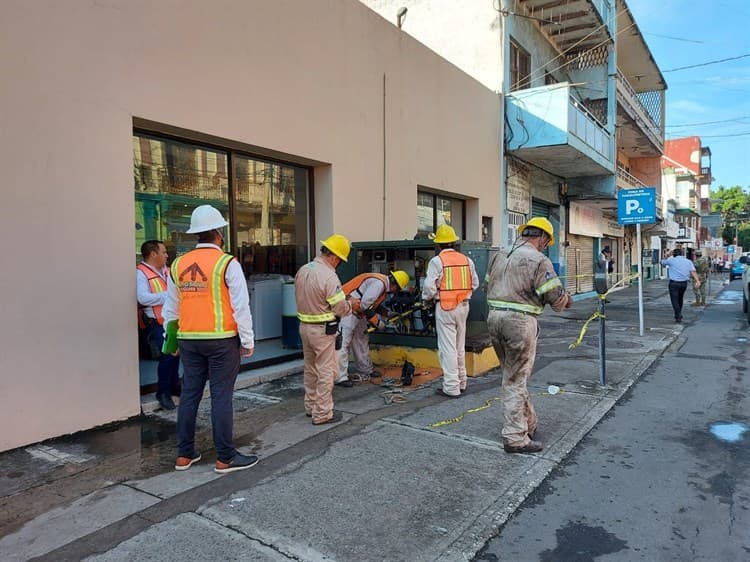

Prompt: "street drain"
[709,422,748,443]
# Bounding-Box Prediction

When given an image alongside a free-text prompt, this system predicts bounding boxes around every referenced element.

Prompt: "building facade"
[363,0,666,293]
[661,136,713,259]
[0,0,503,451]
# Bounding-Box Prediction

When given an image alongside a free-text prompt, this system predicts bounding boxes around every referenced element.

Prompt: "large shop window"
[133,133,309,276]
[416,191,464,239]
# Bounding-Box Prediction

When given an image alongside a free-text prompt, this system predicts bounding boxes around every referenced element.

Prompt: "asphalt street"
[475,282,750,562]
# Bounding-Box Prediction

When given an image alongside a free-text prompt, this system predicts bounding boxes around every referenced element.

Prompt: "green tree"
[710,185,750,245]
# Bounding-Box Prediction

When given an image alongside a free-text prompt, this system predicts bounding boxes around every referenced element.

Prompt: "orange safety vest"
[438,250,472,311]
[171,248,238,339]
[137,263,167,327]
[342,273,389,323]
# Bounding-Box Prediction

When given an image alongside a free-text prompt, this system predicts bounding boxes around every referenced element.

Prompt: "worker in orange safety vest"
[137,240,180,411]
[335,270,409,386]
[421,225,478,398]
[163,205,259,475]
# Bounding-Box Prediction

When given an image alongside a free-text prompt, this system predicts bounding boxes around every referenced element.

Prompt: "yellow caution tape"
[567,273,640,350]
[427,388,566,428]
[568,311,605,350]
[427,397,502,428]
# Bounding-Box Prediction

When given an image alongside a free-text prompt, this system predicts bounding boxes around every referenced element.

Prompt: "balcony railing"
[677,226,696,242]
[616,70,663,152]
[505,83,614,177]
[569,98,612,162]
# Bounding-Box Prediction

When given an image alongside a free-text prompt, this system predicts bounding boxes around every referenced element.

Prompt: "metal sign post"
[617,187,657,338]
[637,223,644,336]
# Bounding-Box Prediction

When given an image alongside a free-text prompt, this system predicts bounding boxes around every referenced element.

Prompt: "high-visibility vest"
[137,263,167,326]
[171,248,238,339]
[342,272,389,324]
[438,250,472,311]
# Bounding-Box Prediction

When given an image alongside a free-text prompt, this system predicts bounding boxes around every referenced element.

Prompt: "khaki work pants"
[300,323,337,423]
[692,274,707,305]
[337,314,373,382]
[487,309,538,447]
[435,301,469,396]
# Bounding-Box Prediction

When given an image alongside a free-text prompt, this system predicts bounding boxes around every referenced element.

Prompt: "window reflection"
[133,135,229,261]
[416,190,464,239]
[234,156,309,277]
[133,133,310,275]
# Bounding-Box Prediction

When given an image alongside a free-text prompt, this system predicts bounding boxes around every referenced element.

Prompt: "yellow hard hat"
[432,224,459,244]
[518,217,555,246]
[320,234,351,262]
[390,270,409,290]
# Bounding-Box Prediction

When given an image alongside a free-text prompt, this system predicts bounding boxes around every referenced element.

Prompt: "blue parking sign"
[617,188,657,225]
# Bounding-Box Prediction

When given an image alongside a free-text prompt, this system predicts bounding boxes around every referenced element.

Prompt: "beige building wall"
[0,0,500,451]
[362,0,504,92]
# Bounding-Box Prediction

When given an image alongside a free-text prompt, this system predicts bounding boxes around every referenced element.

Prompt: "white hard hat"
[186,205,228,234]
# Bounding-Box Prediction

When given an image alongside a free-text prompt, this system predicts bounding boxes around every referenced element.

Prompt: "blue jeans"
[144,320,180,396]
[177,337,241,462]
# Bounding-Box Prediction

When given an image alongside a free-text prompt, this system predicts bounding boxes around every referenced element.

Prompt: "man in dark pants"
[660,248,701,323]
[163,205,259,474]
[137,240,180,410]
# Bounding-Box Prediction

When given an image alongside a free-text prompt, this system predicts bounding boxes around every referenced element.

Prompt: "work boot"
[312,410,343,425]
[435,388,461,399]
[214,453,260,474]
[503,440,543,454]
[156,393,176,410]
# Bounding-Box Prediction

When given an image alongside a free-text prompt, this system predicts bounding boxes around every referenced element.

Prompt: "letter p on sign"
[625,199,640,215]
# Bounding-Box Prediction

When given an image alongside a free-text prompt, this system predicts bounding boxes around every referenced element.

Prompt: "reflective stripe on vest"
[438,251,472,311]
[298,311,336,323]
[535,277,562,296]
[136,263,167,325]
[342,273,388,316]
[171,249,238,339]
[487,299,543,315]
[298,287,343,322]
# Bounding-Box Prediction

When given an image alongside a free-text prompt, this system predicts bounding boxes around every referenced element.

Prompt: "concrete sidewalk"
[0,276,731,561]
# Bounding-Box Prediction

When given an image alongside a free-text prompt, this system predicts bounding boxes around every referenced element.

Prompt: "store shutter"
[531,200,550,218]
[567,234,594,294]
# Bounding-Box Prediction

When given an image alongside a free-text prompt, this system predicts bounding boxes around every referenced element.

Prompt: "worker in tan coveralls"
[485,217,572,454]
[295,234,355,425]
[422,225,479,398]
[691,250,710,306]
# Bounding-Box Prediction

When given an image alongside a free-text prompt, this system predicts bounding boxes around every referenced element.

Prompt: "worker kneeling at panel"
[335,270,409,386]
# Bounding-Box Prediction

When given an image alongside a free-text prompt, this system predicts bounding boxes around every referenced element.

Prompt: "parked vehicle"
[730,261,745,281]
[741,257,750,323]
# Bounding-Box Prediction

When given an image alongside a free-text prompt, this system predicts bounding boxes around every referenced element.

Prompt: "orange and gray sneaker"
[174,453,202,471]
[214,452,260,474]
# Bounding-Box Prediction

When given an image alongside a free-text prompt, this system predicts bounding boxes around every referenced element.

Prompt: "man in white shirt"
[163,205,259,474]
[137,240,180,410]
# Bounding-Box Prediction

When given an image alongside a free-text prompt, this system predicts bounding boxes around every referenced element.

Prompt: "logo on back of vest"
[179,262,208,291]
